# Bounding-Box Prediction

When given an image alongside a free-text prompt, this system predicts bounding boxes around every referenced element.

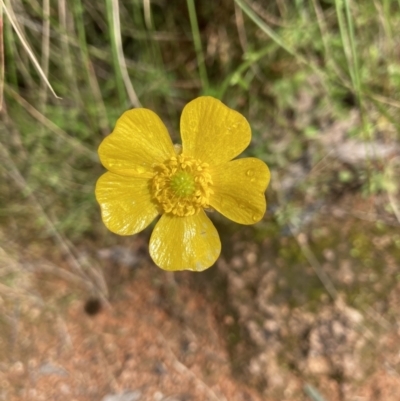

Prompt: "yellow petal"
[95,172,158,235]
[209,158,270,224]
[180,97,251,165]
[99,108,175,176]
[149,211,221,271]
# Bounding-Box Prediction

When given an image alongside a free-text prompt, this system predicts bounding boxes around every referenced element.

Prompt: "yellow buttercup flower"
[95,96,270,271]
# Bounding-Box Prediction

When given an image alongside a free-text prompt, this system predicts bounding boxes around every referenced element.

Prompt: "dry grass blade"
[111,0,141,108]
[0,281,41,302]
[369,93,400,109]
[143,0,153,30]
[1,0,60,99]
[39,0,50,106]
[234,1,248,53]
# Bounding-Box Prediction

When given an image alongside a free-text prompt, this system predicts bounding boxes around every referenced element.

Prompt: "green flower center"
[151,155,213,216]
[170,171,196,197]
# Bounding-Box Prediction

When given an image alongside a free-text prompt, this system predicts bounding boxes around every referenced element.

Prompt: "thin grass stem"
[234,0,332,88]
[39,0,50,107]
[334,0,355,85]
[143,0,153,30]
[234,1,248,52]
[110,0,141,108]
[382,0,393,43]
[235,0,296,59]
[134,0,164,73]
[4,0,35,89]
[186,0,209,92]
[105,0,128,108]
[310,0,349,89]
[2,6,17,88]
[218,43,277,99]
[73,0,110,134]
[342,0,374,195]
[59,0,80,100]
[343,0,362,110]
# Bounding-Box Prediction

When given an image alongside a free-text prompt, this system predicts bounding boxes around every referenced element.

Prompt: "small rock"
[307,356,331,375]
[10,362,24,375]
[338,260,355,285]
[97,246,139,268]
[102,390,142,401]
[263,319,279,335]
[153,391,164,401]
[332,140,398,165]
[37,362,68,377]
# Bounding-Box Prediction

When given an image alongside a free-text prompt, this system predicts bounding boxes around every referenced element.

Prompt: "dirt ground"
[1,195,400,401]
[0,265,265,401]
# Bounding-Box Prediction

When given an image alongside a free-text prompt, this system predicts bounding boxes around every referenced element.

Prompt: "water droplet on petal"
[252,215,258,221]
[246,169,254,177]
[250,177,255,183]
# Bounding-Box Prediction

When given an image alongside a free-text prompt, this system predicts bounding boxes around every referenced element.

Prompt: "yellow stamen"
[151,154,213,217]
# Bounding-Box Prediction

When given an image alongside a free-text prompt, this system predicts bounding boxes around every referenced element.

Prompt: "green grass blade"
[105,0,128,108]
[2,7,18,88]
[343,0,362,109]
[186,0,209,92]
[73,0,110,133]
[334,0,355,86]
[218,43,277,99]
[382,0,393,43]
[131,0,164,69]
[234,0,330,83]
[304,384,327,401]
[234,0,296,58]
